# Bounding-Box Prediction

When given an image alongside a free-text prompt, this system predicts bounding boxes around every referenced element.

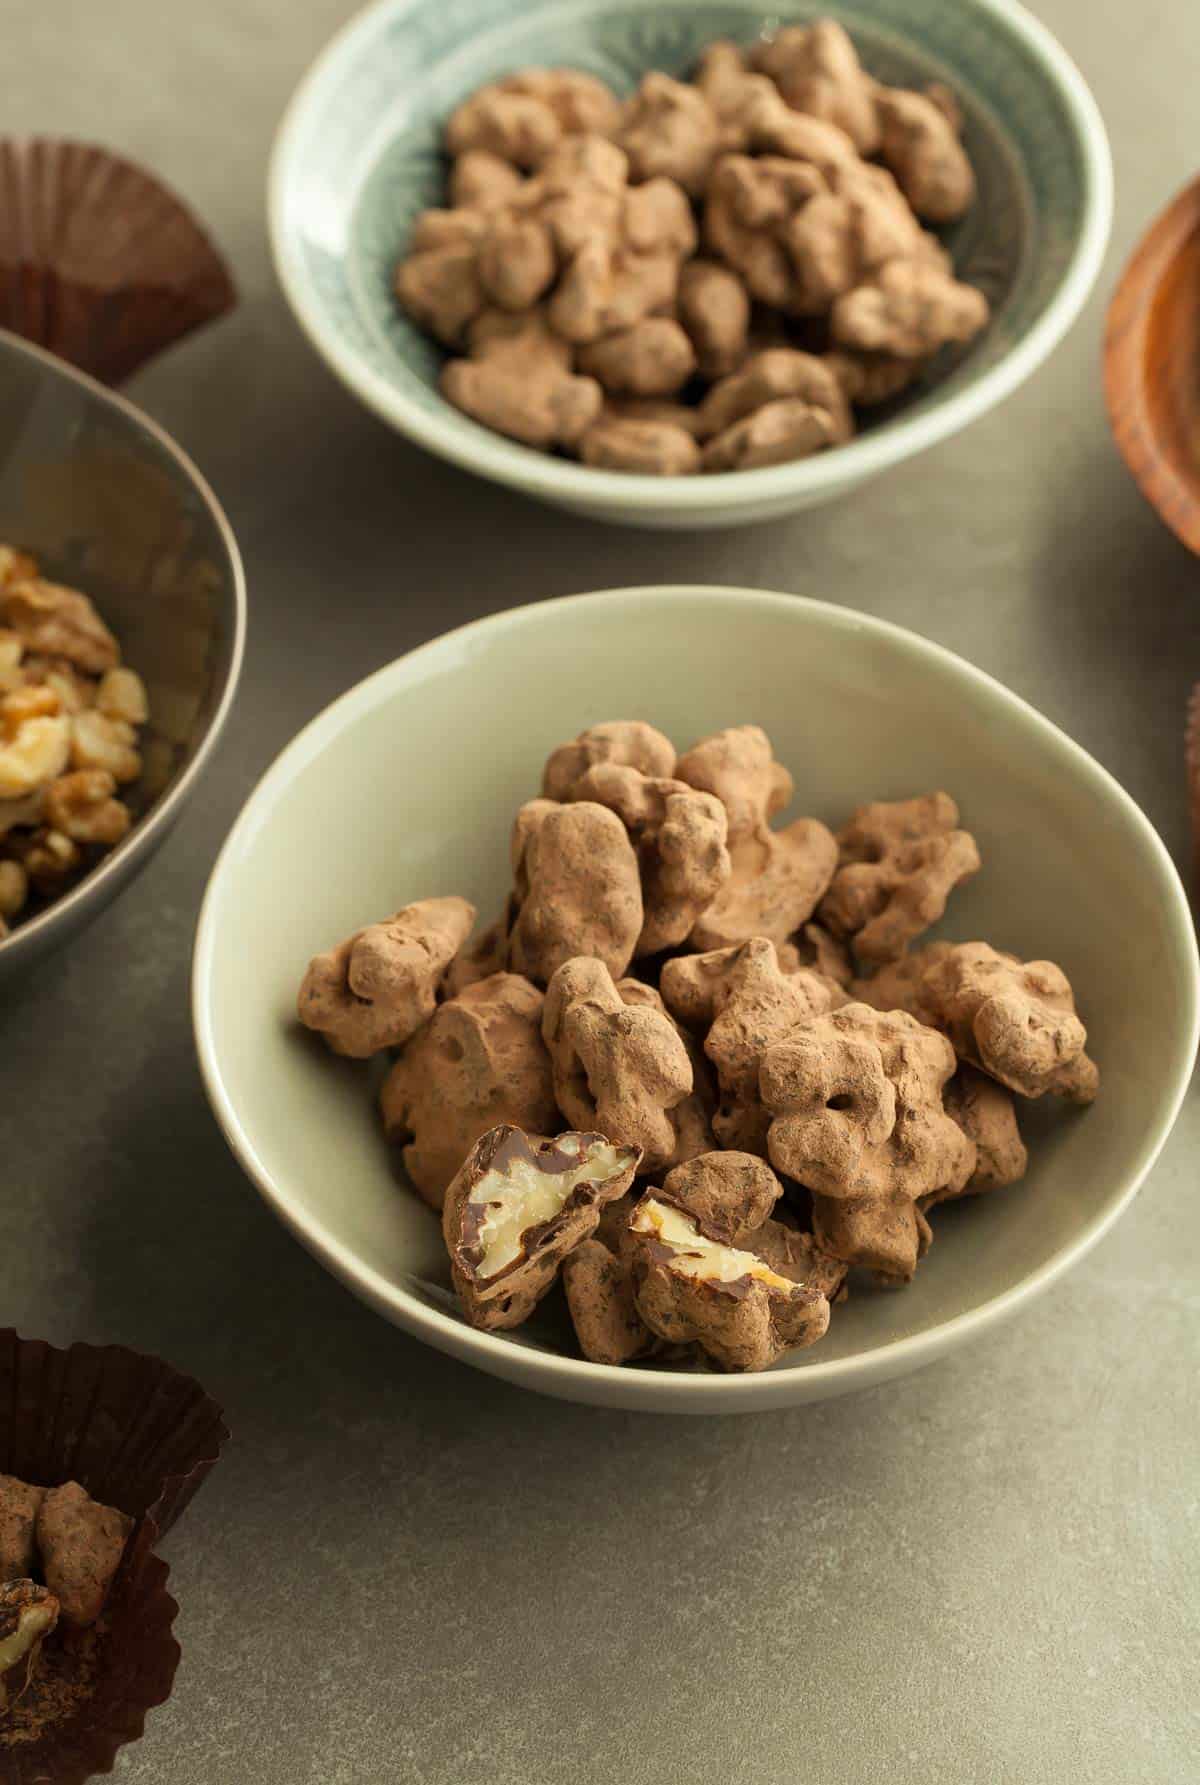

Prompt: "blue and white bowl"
[270,0,1112,529]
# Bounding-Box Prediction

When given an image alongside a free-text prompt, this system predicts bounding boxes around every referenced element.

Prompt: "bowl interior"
[274,0,1094,487]
[0,335,241,950]
[197,588,1198,1399]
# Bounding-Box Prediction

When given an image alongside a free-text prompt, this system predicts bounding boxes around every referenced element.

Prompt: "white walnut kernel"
[630,1197,796,1292]
[44,770,132,846]
[39,663,96,714]
[95,666,150,725]
[70,710,142,783]
[469,1138,630,1281]
[0,713,71,799]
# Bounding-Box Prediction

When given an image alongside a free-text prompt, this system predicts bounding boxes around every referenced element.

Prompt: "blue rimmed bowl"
[269,0,1111,530]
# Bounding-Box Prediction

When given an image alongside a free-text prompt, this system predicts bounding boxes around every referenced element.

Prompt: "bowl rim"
[0,330,248,970]
[268,0,1114,512]
[192,584,1200,1407]
[1103,173,1200,556]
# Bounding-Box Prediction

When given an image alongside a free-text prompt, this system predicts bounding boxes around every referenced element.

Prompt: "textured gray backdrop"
[2,2,1197,1780]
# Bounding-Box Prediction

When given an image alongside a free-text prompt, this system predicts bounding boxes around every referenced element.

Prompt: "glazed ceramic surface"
[270,0,1111,528]
[193,587,1199,1413]
[0,332,245,979]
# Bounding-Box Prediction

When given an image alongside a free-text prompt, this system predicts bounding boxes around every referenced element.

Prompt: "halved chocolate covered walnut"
[444,1124,640,1330]
[628,1194,830,1371]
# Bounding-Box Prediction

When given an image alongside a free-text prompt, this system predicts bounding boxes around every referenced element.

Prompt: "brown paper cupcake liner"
[0,1331,229,1781]
[0,138,236,385]
[0,1556,178,1785]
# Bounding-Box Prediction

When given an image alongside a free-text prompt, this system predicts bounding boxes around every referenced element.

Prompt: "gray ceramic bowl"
[194,586,1198,1413]
[0,332,245,979]
[270,0,1112,529]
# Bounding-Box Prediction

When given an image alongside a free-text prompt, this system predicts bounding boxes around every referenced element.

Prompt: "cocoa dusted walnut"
[576,318,698,398]
[849,939,954,1017]
[562,1233,655,1365]
[875,85,975,223]
[749,1213,850,1304]
[661,937,844,1153]
[36,1481,132,1629]
[493,69,623,138]
[677,259,750,379]
[579,415,701,475]
[783,921,854,987]
[823,347,921,408]
[441,896,517,997]
[819,791,980,966]
[659,1152,847,1303]
[444,83,564,169]
[657,1149,783,1243]
[440,309,603,448]
[674,724,838,951]
[542,957,694,1171]
[831,257,989,360]
[509,798,643,985]
[394,241,485,347]
[542,719,676,799]
[380,972,559,1208]
[617,72,722,197]
[750,20,881,154]
[627,1191,830,1371]
[298,895,476,1057]
[886,940,1101,1104]
[935,1066,1028,1201]
[615,978,717,1167]
[561,760,731,956]
[0,1581,58,1706]
[444,1124,640,1330]
[760,1002,975,1282]
[450,150,524,213]
[702,397,845,472]
[696,349,851,443]
[0,1475,45,1579]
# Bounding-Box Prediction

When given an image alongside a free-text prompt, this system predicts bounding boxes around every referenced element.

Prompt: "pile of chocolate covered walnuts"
[394,21,991,474]
[298,719,1099,1373]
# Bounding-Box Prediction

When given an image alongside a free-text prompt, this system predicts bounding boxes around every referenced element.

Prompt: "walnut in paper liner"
[0,1331,228,1781]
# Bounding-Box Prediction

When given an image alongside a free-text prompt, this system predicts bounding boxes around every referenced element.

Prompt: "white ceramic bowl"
[193,588,1198,1412]
[269,0,1112,529]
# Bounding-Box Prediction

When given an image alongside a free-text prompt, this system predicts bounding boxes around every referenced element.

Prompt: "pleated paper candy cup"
[0,1331,228,1781]
[0,139,236,384]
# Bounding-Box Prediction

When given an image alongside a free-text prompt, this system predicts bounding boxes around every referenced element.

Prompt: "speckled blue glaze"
[271,0,1107,520]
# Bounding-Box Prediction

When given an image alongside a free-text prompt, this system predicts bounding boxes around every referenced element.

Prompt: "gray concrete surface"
[2,1,1198,1779]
